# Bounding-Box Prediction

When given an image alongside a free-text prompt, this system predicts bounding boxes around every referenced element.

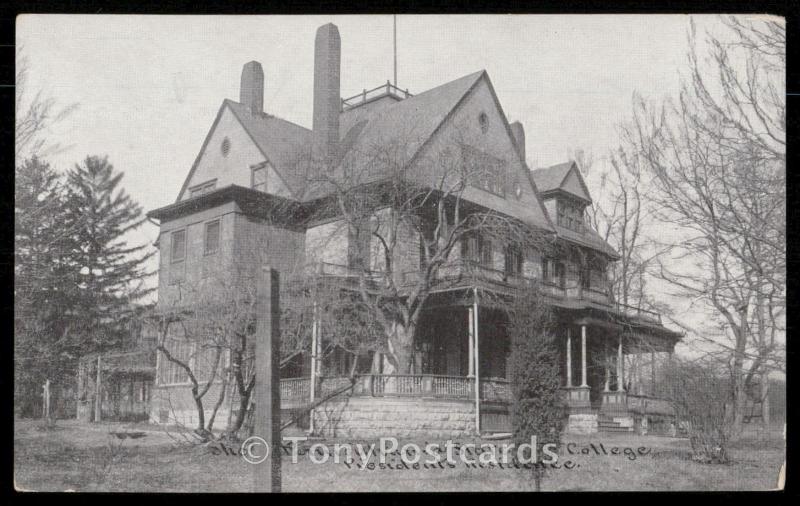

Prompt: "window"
[188,180,216,199]
[555,262,566,288]
[542,258,566,288]
[462,232,492,266]
[252,165,267,192]
[504,244,523,277]
[221,137,231,157]
[478,112,490,133]
[171,230,186,263]
[157,338,193,385]
[462,145,507,197]
[580,266,591,289]
[557,199,585,233]
[204,220,220,255]
[347,223,371,270]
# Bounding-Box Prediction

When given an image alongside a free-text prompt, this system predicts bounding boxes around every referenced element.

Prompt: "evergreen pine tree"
[15,157,80,417]
[507,286,565,491]
[65,155,155,352]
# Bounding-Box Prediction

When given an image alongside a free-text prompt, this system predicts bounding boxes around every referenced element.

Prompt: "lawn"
[14,419,784,492]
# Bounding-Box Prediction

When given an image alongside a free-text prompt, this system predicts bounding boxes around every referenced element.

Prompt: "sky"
[17,14,747,355]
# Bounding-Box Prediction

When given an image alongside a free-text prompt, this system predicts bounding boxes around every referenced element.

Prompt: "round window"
[478,112,489,133]
[221,137,231,157]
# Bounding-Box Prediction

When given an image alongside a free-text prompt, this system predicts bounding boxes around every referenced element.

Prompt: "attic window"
[252,165,267,192]
[221,137,231,157]
[557,199,585,233]
[478,112,489,134]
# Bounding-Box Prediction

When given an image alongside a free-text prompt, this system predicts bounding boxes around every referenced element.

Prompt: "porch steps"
[598,415,633,433]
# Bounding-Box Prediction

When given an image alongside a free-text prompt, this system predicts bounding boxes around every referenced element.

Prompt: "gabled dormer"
[532,161,591,232]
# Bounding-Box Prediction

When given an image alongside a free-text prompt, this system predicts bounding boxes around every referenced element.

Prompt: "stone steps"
[597,415,634,433]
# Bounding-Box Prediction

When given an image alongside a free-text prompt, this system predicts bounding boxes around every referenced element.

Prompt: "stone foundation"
[312,396,477,439]
[565,413,598,434]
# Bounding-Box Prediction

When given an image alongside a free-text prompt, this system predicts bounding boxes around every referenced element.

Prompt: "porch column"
[467,307,475,377]
[309,302,319,434]
[472,288,481,435]
[617,335,625,392]
[604,342,611,391]
[565,329,573,388]
[650,350,656,396]
[580,325,587,387]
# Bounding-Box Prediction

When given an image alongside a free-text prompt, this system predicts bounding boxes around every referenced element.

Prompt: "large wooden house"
[147,23,681,437]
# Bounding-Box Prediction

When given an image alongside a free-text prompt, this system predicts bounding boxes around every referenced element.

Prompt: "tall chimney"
[240,61,264,114]
[510,121,526,163]
[313,23,341,164]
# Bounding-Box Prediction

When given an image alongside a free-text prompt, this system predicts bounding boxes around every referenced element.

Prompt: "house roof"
[532,162,574,193]
[531,161,592,203]
[223,100,312,196]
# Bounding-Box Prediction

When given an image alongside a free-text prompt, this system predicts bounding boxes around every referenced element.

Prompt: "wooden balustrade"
[280,377,310,401]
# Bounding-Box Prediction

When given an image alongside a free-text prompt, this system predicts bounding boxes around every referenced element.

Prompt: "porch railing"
[279,375,510,402]
[280,377,311,401]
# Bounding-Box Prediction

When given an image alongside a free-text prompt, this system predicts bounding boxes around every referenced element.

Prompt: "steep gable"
[176,100,305,202]
[561,165,592,203]
[411,72,554,231]
[532,161,591,203]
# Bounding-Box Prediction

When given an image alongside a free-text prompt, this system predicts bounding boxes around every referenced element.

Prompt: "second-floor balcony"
[307,260,663,326]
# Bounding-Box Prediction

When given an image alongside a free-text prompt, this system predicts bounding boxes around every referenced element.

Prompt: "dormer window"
[463,145,507,198]
[557,199,585,233]
[252,165,267,192]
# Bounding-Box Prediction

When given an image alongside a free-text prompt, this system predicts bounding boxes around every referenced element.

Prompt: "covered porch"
[557,308,681,432]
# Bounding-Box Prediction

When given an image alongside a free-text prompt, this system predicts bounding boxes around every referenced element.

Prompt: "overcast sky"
[17,14,745,354]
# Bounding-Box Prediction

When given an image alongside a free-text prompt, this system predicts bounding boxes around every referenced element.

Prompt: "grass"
[14,418,785,492]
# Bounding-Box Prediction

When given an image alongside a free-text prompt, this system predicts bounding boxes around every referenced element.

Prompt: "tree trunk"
[761,376,771,428]
[389,325,415,375]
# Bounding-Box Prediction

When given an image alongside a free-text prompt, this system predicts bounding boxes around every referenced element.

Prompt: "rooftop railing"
[341,81,413,111]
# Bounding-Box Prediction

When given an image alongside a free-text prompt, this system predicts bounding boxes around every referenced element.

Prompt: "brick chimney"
[312,23,341,164]
[510,121,526,163]
[240,61,264,114]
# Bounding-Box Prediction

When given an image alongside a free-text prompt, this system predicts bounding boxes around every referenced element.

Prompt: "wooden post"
[617,336,624,392]
[650,350,656,396]
[252,267,281,493]
[604,341,611,392]
[95,355,102,423]
[467,307,475,377]
[580,325,588,387]
[565,329,572,388]
[42,379,50,420]
[473,287,480,435]
[309,301,318,434]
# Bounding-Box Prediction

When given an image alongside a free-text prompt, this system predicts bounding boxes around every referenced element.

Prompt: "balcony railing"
[613,302,662,325]
[310,260,662,325]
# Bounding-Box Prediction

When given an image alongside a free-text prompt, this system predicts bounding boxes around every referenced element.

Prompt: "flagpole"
[393,15,397,86]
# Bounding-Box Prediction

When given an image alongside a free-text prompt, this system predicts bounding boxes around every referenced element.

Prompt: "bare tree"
[15,48,77,164]
[301,124,553,374]
[628,16,785,434]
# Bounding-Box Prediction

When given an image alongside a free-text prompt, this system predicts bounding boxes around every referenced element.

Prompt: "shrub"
[506,286,565,490]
